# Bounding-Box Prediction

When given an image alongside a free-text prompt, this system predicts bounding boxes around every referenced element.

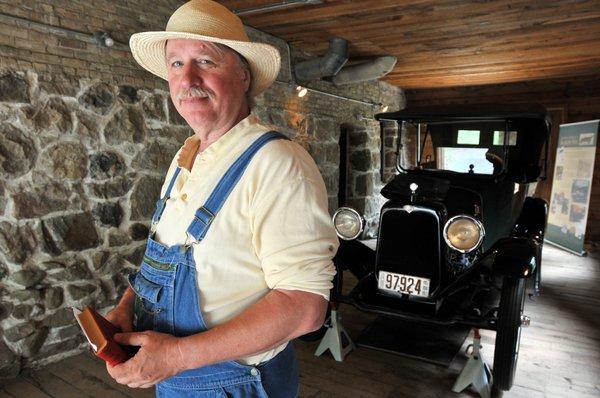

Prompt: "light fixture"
[93,31,114,47]
[296,85,308,98]
[381,104,389,112]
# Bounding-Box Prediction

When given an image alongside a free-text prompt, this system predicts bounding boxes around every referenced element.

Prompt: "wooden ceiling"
[218,0,600,89]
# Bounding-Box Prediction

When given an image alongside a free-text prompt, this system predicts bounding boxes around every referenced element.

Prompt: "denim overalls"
[127,132,299,397]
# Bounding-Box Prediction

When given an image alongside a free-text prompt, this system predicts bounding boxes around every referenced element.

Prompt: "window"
[457,130,480,145]
[493,130,518,145]
[437,147,494,174]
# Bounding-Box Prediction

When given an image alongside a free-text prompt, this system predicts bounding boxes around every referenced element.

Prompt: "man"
[105,1,338,397]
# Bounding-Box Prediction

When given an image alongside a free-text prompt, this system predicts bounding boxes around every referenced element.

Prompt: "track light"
[296,85,308,98]
[93,31,114,47]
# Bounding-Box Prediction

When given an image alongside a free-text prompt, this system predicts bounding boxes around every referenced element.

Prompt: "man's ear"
[241,69,251,92]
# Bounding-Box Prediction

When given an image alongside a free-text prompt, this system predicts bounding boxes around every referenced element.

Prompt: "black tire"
[493,277,526,391]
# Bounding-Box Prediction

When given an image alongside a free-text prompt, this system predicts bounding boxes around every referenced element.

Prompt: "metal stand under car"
[314,308,355,362]
[452,329,492,398]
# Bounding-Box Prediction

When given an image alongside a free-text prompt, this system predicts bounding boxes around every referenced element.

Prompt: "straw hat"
[129,0,281,97]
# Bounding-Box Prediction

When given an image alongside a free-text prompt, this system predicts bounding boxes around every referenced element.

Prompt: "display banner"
[545,120,599,255]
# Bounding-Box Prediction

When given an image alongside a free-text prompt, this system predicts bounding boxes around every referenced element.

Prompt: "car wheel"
[493,277,526,391]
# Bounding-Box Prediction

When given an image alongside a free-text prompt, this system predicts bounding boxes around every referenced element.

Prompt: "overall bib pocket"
[128,272,163,331]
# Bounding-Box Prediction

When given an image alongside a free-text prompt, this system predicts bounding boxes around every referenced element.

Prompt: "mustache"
[177,87,211,102]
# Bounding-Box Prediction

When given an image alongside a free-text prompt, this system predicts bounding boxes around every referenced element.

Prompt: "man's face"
[165,39,250,134]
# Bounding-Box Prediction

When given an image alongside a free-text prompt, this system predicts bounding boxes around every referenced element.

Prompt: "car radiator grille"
[376,207,442,294]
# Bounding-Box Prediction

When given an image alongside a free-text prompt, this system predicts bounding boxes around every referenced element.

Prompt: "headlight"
[443,215,485,253]
[333,207,364,240]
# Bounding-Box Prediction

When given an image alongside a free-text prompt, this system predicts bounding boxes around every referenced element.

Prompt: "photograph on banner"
[546,120,599,255]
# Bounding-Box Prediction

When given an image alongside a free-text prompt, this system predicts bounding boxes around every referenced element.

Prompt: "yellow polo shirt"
[153,114,338,365]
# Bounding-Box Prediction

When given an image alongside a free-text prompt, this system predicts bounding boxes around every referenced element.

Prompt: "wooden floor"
[1,245,598,397]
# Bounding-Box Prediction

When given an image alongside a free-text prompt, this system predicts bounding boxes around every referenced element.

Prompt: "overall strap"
[151,167,182,229]
[186,131,288,242]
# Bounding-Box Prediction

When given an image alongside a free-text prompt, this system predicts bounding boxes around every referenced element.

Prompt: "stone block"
[104,105,147,144]
[48,258,92,283]
[385,151,397,168]
[0,181,5,216]
[132,140,179,172]
[3,323,35,342]
[12,304,34,320]
[149,125,192,144]
[78,82,116,115]
[39,141,89,180]
[122,244,145,268]
[9,268,46,289]
[38,74,80,97]
[0,341,20,379]
[89,150,126,180]
[0,222,37,263]
[11,181,83,219]
[24,97,73,135]
[108,229,131,247]
[0,123,37,178]
[349,130,369,147]
[93,202,123,228]
[0,72,29,103]
[118,85,138,103]
[10,288,41,302]
[350,149,372,172]
[129,223,149,240]
[74,109,102,140]
[0,302,13,322]
[43,287,63,310]
[310,116,338,142]
[41,212,101,254]
[130,175,162,221]
[0,260,6,280]
[354,174,374,196]
[142,92,167,121]
[67,283,98,302]
[36,335,82,360]
[44,308,76,328]
[89,175,134,199]
[11,326,48,357]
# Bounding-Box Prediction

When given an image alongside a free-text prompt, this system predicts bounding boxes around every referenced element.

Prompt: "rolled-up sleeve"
[251,175,339,300]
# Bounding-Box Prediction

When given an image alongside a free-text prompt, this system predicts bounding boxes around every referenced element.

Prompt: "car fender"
[512,197,548,241]
[333,239,375,281]
[490,237,540,278]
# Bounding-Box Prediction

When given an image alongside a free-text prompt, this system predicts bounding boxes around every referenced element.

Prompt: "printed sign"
[546,120,599,255]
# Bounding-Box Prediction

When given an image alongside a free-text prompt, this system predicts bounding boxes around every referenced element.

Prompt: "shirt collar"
[176,113,260,171]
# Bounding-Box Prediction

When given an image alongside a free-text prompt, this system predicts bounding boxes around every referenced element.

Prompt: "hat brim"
[129,31,281,97]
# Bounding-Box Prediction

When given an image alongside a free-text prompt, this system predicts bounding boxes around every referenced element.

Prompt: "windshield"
[398,120,517,175]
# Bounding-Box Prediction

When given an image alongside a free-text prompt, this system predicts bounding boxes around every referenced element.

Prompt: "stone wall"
[0,2,404,376]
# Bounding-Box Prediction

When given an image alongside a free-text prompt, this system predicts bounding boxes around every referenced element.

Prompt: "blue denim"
[128,132,299,397]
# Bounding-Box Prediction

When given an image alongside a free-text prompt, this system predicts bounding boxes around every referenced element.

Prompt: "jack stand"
[452,329,492,398]
[314,308,355,361]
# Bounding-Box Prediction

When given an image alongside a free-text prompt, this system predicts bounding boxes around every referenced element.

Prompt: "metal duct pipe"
[331,56,397,85]
[294,37,349,82]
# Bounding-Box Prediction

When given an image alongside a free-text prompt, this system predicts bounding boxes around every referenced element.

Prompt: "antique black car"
[331,106,550,393]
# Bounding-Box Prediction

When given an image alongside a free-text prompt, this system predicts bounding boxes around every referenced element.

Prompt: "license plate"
[378,271,430,297]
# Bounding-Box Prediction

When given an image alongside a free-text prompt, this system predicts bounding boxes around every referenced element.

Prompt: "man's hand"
[105,305,134,333]
[106,331,186,388]
[105,287,135,332]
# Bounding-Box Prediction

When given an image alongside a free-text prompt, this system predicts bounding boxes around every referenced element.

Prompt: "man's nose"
[180,63,202,88]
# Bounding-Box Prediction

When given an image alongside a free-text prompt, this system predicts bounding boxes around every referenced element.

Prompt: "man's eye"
[197,59,214,65]
[171,61,183,68]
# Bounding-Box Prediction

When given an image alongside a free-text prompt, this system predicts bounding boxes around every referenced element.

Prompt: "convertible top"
[375,104,549,123]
